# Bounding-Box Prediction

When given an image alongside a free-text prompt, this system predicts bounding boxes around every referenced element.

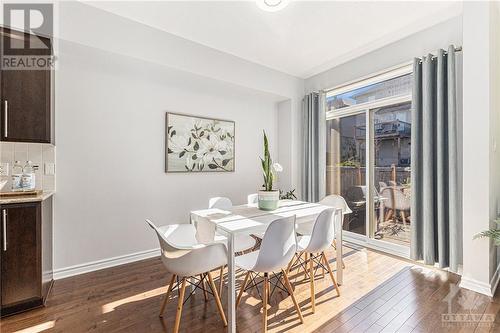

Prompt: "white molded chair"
[146,220,227,333]
[247,193,259,205]
[207,197,257,253]
[297,195,350,270]
[235,216,304,332]
[288,208,341,313]
[209,196,233,210]
[380,187,410,226]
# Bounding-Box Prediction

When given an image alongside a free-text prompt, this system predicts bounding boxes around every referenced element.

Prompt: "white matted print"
[166,113,235,172]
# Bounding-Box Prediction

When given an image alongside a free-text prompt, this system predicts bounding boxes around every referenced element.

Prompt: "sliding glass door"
[325,68,412,254]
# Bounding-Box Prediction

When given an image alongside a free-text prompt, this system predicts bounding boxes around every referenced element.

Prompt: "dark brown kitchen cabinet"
[0,28,52,143]
[0,198,53,317]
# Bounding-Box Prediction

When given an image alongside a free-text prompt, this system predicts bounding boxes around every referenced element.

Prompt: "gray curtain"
[410,46,460,272]
[302,92,326,202]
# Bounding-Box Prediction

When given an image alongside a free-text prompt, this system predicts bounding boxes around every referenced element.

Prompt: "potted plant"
[258,131,282,211]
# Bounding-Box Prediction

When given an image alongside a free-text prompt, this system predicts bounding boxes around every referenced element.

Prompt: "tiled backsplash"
[0,142,56,192]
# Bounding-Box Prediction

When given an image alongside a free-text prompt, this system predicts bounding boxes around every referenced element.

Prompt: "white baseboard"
[459,276,494,297]
[459,262,500,297]
[53,248,160,280]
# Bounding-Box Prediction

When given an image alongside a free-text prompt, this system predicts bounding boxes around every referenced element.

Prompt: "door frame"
[325,93,412,259]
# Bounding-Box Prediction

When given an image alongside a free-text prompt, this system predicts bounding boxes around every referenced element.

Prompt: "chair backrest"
[305,208,338,253]
[195,216,216,244]
[319,194,353,214]
[379,181,388,191]
[388,180,397,187]
[247,193,258,205]
[146,219,178,253]
[146,219,226,277]
[209,197,233,210]
[252,216,297,273]
[380,187,410,210]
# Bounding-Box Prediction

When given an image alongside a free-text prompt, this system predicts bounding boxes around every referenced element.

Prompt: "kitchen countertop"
[0,191,55,204]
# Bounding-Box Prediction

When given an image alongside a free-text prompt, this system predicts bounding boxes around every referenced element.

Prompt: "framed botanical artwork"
[166,112,235,172]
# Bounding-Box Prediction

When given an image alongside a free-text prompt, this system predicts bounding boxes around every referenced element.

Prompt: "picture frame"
[165,112,235,173]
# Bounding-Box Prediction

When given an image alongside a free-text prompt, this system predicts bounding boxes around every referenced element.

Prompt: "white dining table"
[190,200,345,333]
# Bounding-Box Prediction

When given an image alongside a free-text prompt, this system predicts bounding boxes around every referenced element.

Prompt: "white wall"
[53,2,302,274]
[57,1,303,101]
[305,15,462,92]
[493,2,500,277]
[459,1,500,297]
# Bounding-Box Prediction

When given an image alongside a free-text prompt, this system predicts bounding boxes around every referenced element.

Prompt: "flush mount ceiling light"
[256,0,289,12]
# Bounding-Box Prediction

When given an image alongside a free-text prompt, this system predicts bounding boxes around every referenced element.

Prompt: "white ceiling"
[87,1,462,78]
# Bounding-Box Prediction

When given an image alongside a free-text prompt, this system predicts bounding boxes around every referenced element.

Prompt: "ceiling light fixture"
[256,0,289,12]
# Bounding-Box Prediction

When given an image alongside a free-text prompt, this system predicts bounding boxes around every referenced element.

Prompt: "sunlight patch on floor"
[101,285,167,314]
[13,320,55,333]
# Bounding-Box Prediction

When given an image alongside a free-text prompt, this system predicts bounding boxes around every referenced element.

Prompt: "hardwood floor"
[1,244,499,333]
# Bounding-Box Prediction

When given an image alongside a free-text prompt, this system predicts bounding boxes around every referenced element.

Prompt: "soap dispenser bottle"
[21,161,35,191]
[11,161,23,192]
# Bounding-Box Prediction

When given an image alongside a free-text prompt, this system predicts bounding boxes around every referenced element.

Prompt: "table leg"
[227,233,236,333]
[335,209,343,285]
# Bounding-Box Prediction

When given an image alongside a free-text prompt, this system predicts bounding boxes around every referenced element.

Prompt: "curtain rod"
[417,46,462,63]
[311,46,463,94]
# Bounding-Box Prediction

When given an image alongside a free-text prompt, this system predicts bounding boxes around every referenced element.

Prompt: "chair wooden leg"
[309,253,315,313]
[303,253,309,280]
[400,211,407,232]
[281,269,304,323]
[218,266,224,299]
[263,273,269,333]
[159,274,177,318]
[385,209,393,222]
[400,211,406,223]
[322,252,340,296]
[173,278,187,333]
[267,278,271,304]
[286,253,298,275]
[207,271,228,327]
[236,271,251,308]
[200,274,208,302]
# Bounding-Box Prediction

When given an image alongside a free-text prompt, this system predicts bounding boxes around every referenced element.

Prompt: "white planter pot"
[258,190,280,211]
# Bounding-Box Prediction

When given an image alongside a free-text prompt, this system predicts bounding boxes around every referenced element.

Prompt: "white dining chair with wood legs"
[146,220,227,333]
[295,195,351,270]
[287,208,341,313]
[235,216,304,332]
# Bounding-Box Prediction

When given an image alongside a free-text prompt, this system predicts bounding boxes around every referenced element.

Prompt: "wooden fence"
[326,165,411,196]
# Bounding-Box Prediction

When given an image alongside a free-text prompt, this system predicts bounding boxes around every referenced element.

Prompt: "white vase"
[258,190,280,211]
